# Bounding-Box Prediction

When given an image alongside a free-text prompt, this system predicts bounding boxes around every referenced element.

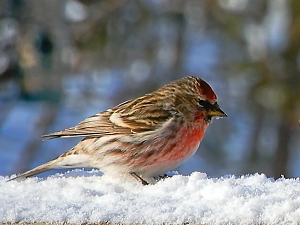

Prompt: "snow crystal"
[1,171,300,224]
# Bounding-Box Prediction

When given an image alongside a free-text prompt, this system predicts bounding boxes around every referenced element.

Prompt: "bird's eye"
[198,99,206,107]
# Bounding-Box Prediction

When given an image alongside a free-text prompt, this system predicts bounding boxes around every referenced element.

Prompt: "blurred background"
[0,0,300,179]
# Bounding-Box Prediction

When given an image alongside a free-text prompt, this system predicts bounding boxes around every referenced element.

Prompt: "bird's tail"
[8,160,56,182]
[7,153,95,182]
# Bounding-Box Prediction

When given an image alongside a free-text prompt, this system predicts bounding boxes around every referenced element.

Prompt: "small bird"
[9,76,226,184]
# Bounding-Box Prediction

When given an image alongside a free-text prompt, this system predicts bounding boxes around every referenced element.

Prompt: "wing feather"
[41,94,175,140]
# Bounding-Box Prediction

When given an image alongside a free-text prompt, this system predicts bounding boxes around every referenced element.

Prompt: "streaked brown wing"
[41,110,128,139]
[41,95,174,140]
[111,94,174,133]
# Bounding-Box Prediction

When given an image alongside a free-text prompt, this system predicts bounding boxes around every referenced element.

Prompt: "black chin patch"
[205,116,212,123]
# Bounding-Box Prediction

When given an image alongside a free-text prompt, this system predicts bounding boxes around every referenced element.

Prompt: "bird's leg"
[130,172,149,185]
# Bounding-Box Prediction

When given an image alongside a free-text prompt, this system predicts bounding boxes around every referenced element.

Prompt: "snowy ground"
[1,171,300,224]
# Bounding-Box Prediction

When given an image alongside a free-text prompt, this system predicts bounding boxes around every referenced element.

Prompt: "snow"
[1,171,300,224]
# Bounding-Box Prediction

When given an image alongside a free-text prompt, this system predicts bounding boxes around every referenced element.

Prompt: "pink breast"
[140,123,209,176]
[166,125,207,161]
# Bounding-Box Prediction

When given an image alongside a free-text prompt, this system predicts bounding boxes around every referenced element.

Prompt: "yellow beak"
[207,103,227,118]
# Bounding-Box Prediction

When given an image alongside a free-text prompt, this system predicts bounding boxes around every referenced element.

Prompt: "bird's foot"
[154,173,171,181]
[154,171,179,182]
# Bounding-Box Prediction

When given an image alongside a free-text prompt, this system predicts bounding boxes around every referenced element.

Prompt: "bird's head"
[163,76,227,123]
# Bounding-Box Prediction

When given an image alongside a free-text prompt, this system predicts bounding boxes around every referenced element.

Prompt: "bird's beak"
[207,103,227,118]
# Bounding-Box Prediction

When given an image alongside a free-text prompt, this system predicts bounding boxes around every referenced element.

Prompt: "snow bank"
[1,170,300,224]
